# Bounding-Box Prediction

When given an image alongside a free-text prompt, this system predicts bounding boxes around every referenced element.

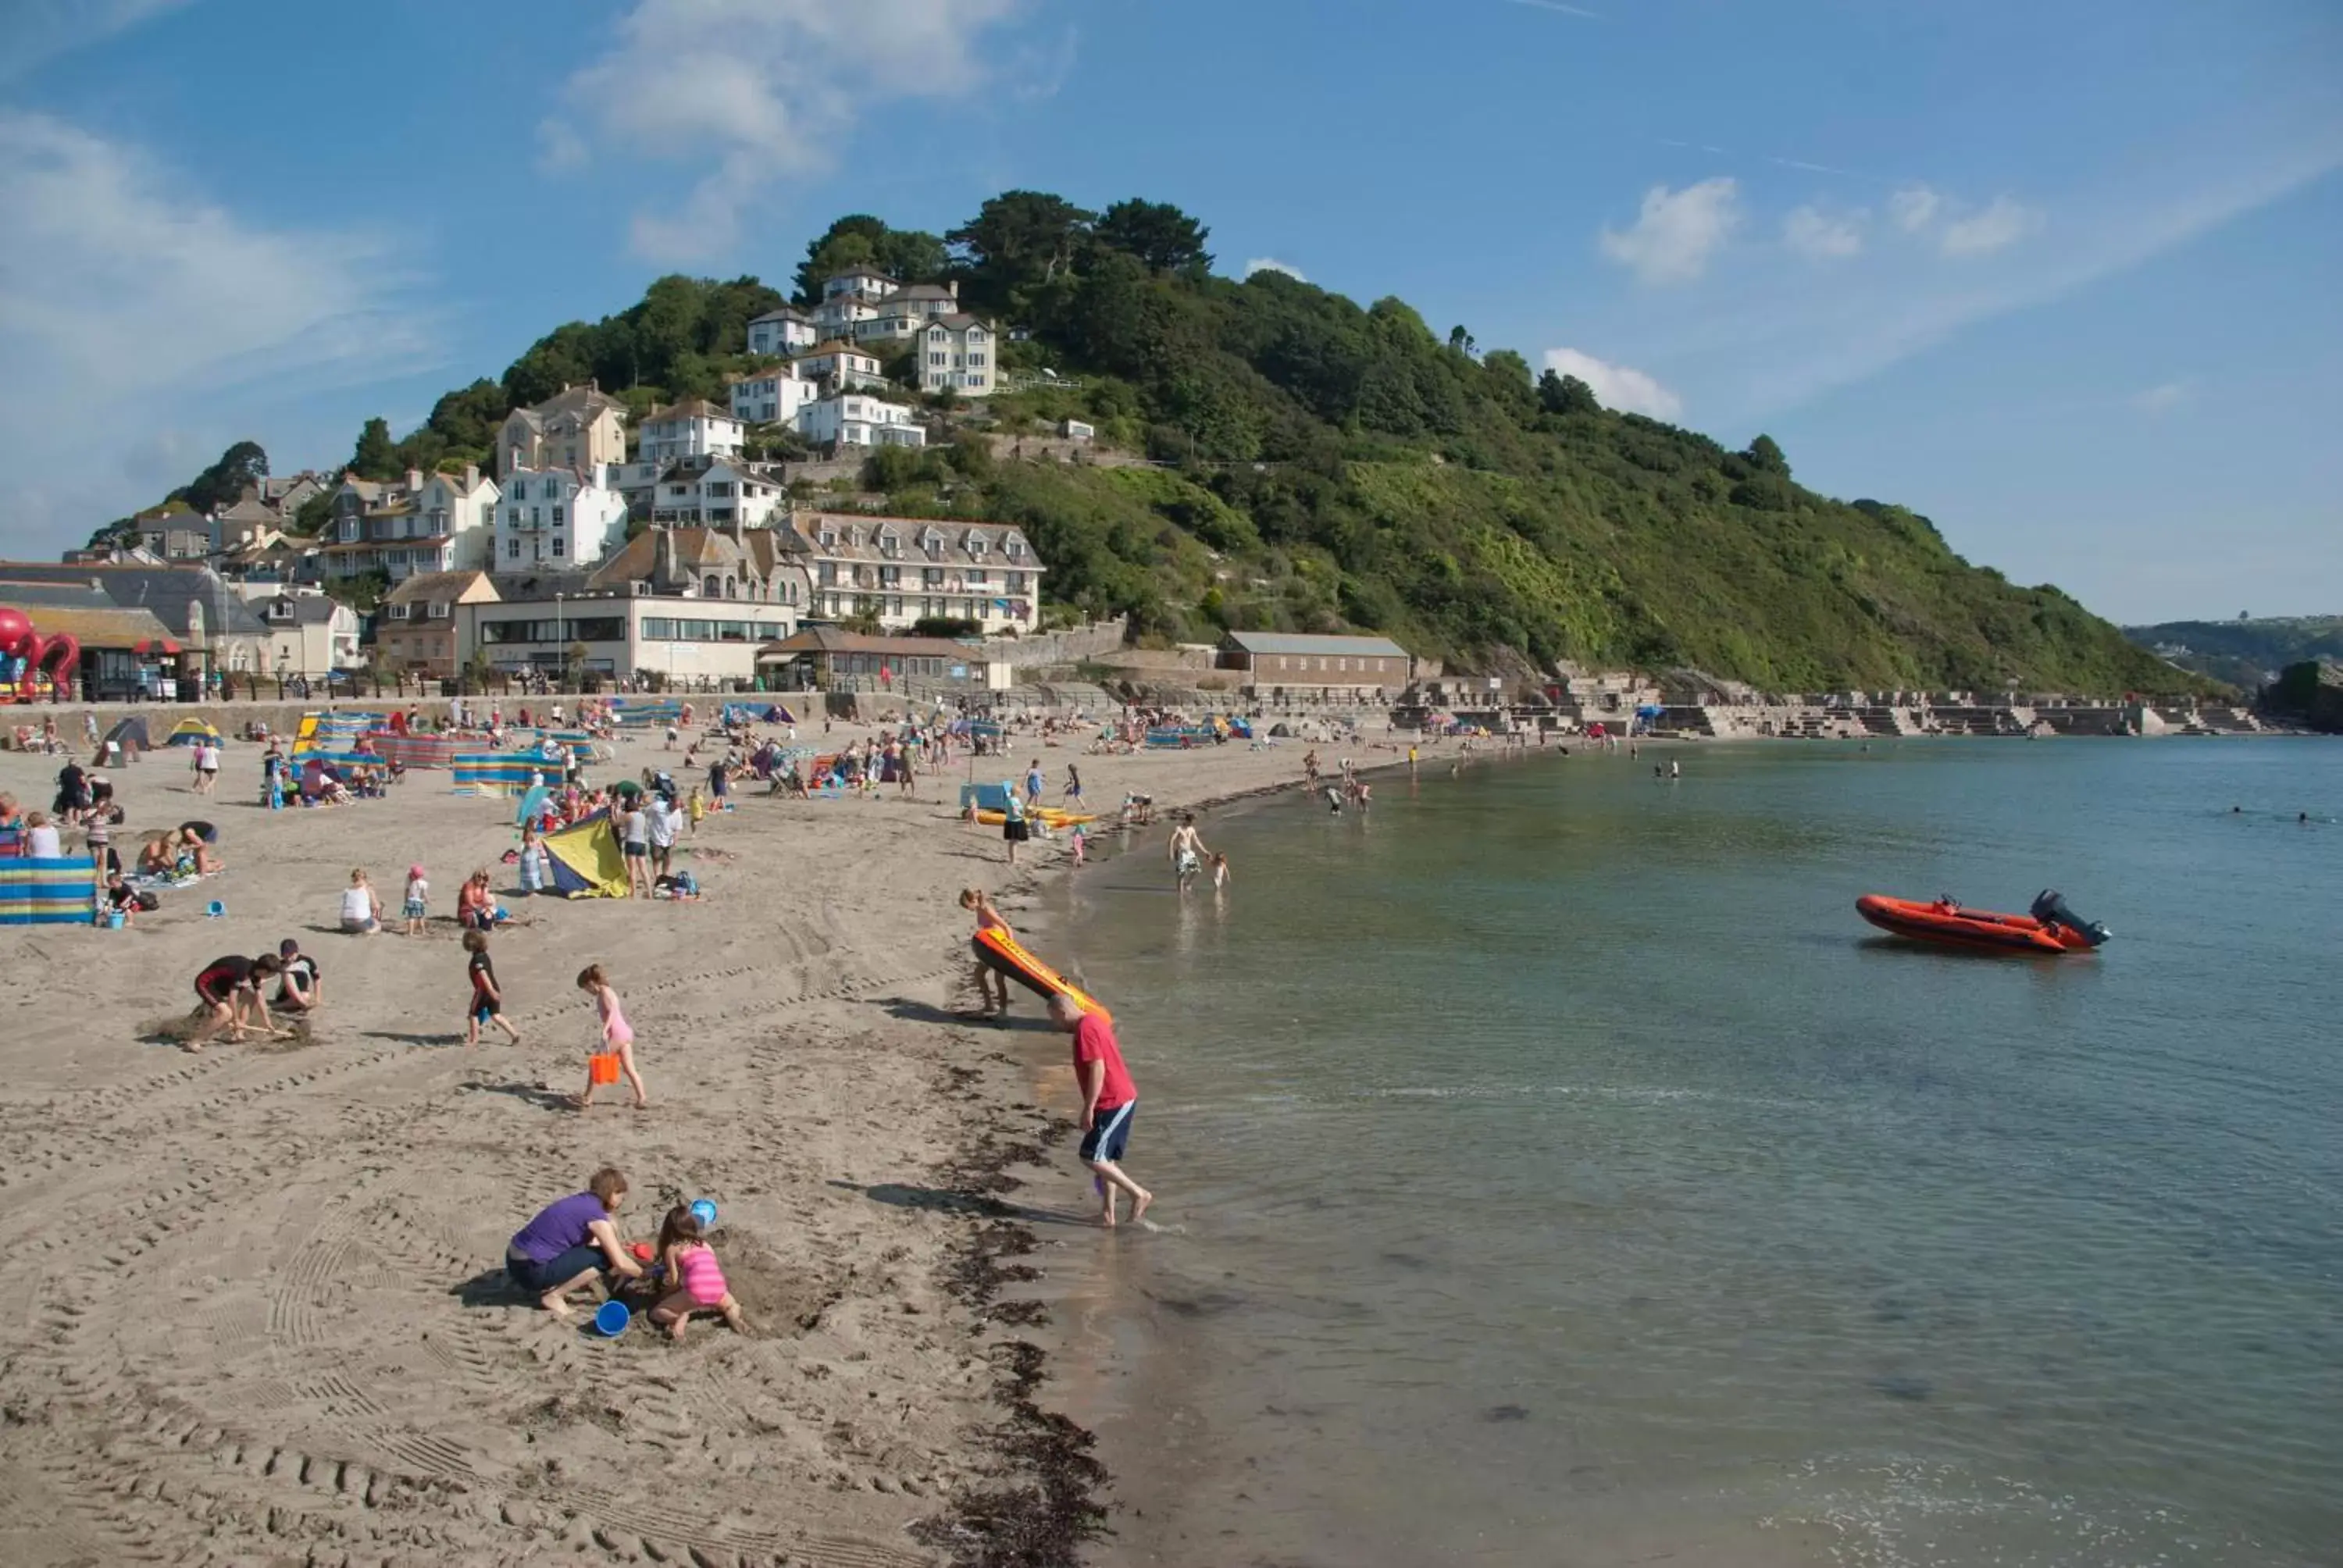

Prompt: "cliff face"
[2261,661,2343,733]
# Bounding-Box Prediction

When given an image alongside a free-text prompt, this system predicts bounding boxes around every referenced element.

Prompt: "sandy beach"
[0,715,1332,1568]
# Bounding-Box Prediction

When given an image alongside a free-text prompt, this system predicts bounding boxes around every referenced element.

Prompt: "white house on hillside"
[323,466,500,581]
[853,282,965,346]
[791,340,886,392]
[496,465,630,568]
[918,314,997,397]
[812,294,879,340]
[797,393,927,451]
[646,458,789,529]
[637,400,744,465]
[727,367,818,426]
[745,306,817,357]
[822,265,898,303]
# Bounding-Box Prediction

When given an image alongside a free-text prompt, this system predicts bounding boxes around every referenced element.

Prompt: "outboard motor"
[2032,889,2112,946]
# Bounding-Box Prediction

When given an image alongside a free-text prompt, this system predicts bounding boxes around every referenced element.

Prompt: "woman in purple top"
[505,1167,643,1317]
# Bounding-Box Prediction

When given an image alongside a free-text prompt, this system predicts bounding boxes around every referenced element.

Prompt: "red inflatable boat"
[1856,889,2111,955]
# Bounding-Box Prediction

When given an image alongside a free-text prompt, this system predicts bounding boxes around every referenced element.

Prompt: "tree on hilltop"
[1538,369,1599,416]
[350,418,400,481]
[949,191,1096,306]
[793,216,949,301]
[178,440,269,514]
[1092,199,1212,276]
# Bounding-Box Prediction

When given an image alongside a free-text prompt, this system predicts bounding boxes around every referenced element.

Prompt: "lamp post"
[554,592,565,692]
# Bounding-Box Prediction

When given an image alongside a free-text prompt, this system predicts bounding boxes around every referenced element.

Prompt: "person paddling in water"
[1049,992,1151,1228]
[1168,812,1207,890]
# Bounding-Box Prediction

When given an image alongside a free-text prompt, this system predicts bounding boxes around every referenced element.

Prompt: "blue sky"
[3,0,2336,622]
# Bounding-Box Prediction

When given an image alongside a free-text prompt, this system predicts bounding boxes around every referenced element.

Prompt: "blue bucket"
[593,1299,630,1337]
[690,1199,718,1228]
[205,900,226,918]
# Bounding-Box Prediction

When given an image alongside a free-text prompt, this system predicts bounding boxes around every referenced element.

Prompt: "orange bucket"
[588,1052,621,1085]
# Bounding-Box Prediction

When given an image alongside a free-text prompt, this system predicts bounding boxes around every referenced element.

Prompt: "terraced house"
[321,467,500,582]
[790,515,1043,634]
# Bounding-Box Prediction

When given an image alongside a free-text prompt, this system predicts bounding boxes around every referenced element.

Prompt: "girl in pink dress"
[648,1206,747,1341]
[576,963,648,1110]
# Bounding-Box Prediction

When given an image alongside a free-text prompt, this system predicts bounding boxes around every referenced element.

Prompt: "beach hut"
[164,717,223,747]
[102,716,152,759]
[0,855,99,925]
[542,811,628,899]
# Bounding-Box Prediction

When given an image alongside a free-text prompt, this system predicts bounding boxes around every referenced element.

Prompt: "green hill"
[2120,617,2343,690]
[338,193,2206,696]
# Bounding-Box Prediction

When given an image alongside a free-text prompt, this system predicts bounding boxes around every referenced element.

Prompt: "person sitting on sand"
[646,1206,748,1341]
[341,868,384,934]
[102,872,140,925]
[505,1167,644,1319]
[136,835,177,877]
[177,826,222,875]
[190,952,284,1049]
[457,869,496,932]
[274,938,321,1012]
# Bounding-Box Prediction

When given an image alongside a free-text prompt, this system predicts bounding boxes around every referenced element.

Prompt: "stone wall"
[980,617,1129,668]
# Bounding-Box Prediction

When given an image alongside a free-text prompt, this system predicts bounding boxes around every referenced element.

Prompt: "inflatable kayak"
[1856,889,2111,954]
[972,927,1113,1021]
[972,807,1095,828]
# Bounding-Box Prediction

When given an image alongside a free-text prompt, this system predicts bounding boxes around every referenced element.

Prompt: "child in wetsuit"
[646,1206,747,1342]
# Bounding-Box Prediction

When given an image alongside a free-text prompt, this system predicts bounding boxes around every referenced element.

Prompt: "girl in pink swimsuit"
[576,963,648,1111]
[647,1206,747,1341]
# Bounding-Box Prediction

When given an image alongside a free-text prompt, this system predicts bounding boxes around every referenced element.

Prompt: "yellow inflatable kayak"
[972,928,1111,1023]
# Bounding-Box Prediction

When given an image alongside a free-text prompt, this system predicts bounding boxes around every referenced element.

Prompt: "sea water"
[1040,739,2341,1567]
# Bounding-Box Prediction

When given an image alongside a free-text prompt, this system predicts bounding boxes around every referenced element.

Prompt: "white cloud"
[547,0,1029,263]
[1244,257,1307,282]
[0,0,192,80]
[1939,195,2042,256]
[2131,380,2191,415]
[0,111,429,551]
[1542,348,1683,420]
[1888,185,1942,233]
[1782,204,1863,259]
[1599,177,1740,286]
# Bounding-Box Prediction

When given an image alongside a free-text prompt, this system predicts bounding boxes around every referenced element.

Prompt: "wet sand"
[0,721,1327,1568]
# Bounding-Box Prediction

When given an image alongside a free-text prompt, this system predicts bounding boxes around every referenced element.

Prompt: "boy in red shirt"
[1049,992,1153,1228]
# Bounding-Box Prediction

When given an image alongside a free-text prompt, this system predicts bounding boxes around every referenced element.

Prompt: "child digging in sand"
[464,931,520,1045]
[647,1206,748,1341]
[576,963,647,1110]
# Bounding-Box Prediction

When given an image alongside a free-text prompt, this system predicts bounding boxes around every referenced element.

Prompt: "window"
[508,538,521,558]
[427,602,450,620]
[511,480,526,501]
[551,506,565,525]
[551,537,565,558]
[530,507,541,526]
[387,604,412,620]
[967,353,987,368]
[929,353,949,367]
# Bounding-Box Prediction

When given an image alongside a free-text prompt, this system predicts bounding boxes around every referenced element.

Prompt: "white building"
[797,393,927,450]
[637,399,744,465]
[499,383,627,477]
[646,459,789,528]
[852,282,964,346]
[918,315,998,398]
[745,306,817,358]
[321,466,501,581]
[726,366,818,426]
[822,265,898,303]
[252,590,364,672]
[495,465,631,569]
[812,293,879,340]
[791,514,1043,635]
[791,340,886,392]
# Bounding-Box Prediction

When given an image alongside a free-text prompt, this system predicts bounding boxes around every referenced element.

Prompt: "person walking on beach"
[464,930,520,1046]
[1023,758,1045,810]
[1168,813,1206,889]
[576,964,647,1110]
[1000,787,1029,868]
[646,791,680,882]
[961,887,1013,1019]
[1063,763,1083,807]
[1049,993,1151,1228]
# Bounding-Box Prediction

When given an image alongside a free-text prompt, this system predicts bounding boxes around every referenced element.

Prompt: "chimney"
[405,467,423,494]
[948,279,958,302]
[463,463,480,490]
[654,526,674,590]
